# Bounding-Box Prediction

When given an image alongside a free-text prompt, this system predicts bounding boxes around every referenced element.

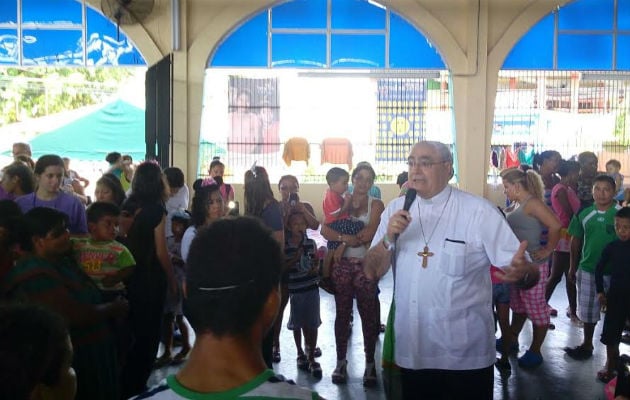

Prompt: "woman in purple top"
[15,155,87,235]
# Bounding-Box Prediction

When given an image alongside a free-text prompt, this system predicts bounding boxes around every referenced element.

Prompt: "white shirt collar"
[418,185,452,205]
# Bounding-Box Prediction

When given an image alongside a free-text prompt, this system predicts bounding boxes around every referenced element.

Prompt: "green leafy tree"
[0,67,134,125]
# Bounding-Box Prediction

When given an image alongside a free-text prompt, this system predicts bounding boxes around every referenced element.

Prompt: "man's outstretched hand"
[493,241,540,290]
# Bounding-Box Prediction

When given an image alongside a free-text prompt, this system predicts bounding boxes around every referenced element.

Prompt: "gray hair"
[413,141,453,163]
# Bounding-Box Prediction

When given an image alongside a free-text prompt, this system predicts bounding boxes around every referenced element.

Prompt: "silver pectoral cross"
[418,245,434,268]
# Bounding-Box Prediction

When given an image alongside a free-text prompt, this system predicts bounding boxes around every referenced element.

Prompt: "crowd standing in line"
[4,140,630,399]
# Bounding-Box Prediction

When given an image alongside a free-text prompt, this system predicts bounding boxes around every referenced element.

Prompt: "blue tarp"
[27,100,145,161]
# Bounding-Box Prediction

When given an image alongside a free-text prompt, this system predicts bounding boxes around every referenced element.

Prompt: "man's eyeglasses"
[407,159,448,169]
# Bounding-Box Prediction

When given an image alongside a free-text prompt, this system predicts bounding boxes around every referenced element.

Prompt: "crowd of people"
[2,140,630,400]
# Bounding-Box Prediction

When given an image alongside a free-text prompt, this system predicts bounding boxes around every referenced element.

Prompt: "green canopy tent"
[26,100,146,161]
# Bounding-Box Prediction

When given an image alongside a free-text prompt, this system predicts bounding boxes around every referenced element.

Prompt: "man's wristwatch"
[382,234,395,251]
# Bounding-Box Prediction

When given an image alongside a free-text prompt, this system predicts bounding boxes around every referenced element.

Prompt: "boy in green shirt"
[565,175,620,360]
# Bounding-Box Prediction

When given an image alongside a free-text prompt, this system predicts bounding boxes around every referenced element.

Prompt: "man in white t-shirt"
[364,141,539,399]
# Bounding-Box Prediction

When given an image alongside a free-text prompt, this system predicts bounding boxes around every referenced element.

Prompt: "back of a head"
[557,160,580,178]
[2,162,35,194]
[185,216,282,337]
[163,166,185,189]
[131,161,165,204]
[0,304,71,400]
[12,142,32,158]
[105,152,122,165]
[243,166,275,216]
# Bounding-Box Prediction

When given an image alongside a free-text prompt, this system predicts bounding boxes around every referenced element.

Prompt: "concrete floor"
[149,270,625,399]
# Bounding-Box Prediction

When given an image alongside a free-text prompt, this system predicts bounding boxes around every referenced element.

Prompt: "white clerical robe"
[371,186,521,370]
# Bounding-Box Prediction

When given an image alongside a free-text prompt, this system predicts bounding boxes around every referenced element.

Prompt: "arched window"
[490,0,630,188]
[209,0,445,69]
[0,0,146,66]
[201,0,454,184]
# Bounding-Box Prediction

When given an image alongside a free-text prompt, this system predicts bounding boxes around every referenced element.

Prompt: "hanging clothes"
[282,137,310,166]
[321,138,353,170]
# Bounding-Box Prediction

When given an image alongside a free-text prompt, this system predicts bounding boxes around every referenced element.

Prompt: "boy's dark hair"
[593,174,616,191]
[185,217,282,337]
[87,201,120,224]
[163,167,185,189]
[105,152,122,164]
[325,167,349,186]
[606,159,622,170]
[19,208,69,252]
[557,160,580,178]
[615,207,630,220]
[0,304,70,400]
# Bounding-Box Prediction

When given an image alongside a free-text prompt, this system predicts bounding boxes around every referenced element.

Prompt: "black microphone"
[403,188,417,212]
[395,188,417,241]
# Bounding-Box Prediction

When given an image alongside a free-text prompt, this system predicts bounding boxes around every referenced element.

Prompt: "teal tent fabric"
[27,100,145,161]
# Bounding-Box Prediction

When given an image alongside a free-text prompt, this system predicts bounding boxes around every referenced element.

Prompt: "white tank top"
[343,196,373,259]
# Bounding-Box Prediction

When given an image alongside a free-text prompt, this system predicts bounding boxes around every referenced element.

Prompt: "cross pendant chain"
[418,245,434,268]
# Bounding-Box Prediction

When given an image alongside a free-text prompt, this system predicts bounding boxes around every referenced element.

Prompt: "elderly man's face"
[407,143,452,198]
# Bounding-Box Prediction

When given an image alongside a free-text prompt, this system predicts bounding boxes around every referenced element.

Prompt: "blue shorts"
[493,282,510,304]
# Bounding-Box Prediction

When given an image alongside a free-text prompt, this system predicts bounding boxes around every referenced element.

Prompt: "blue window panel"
[0,1,17,25]
[272,0,327,29]
[272,34,326,68]
[390,13,444,68]
[619,0,630,30]
[558,0,614,31]
[0,29,19,64]
[86,6,145,66]
[23,0,82,25]
[22,29,83,66]
[331,0,385,30]
[503,13,554,69]
[331,34,384,68]
[210,13,268,67]
[618,35,630,70]
[557,34,612,70]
